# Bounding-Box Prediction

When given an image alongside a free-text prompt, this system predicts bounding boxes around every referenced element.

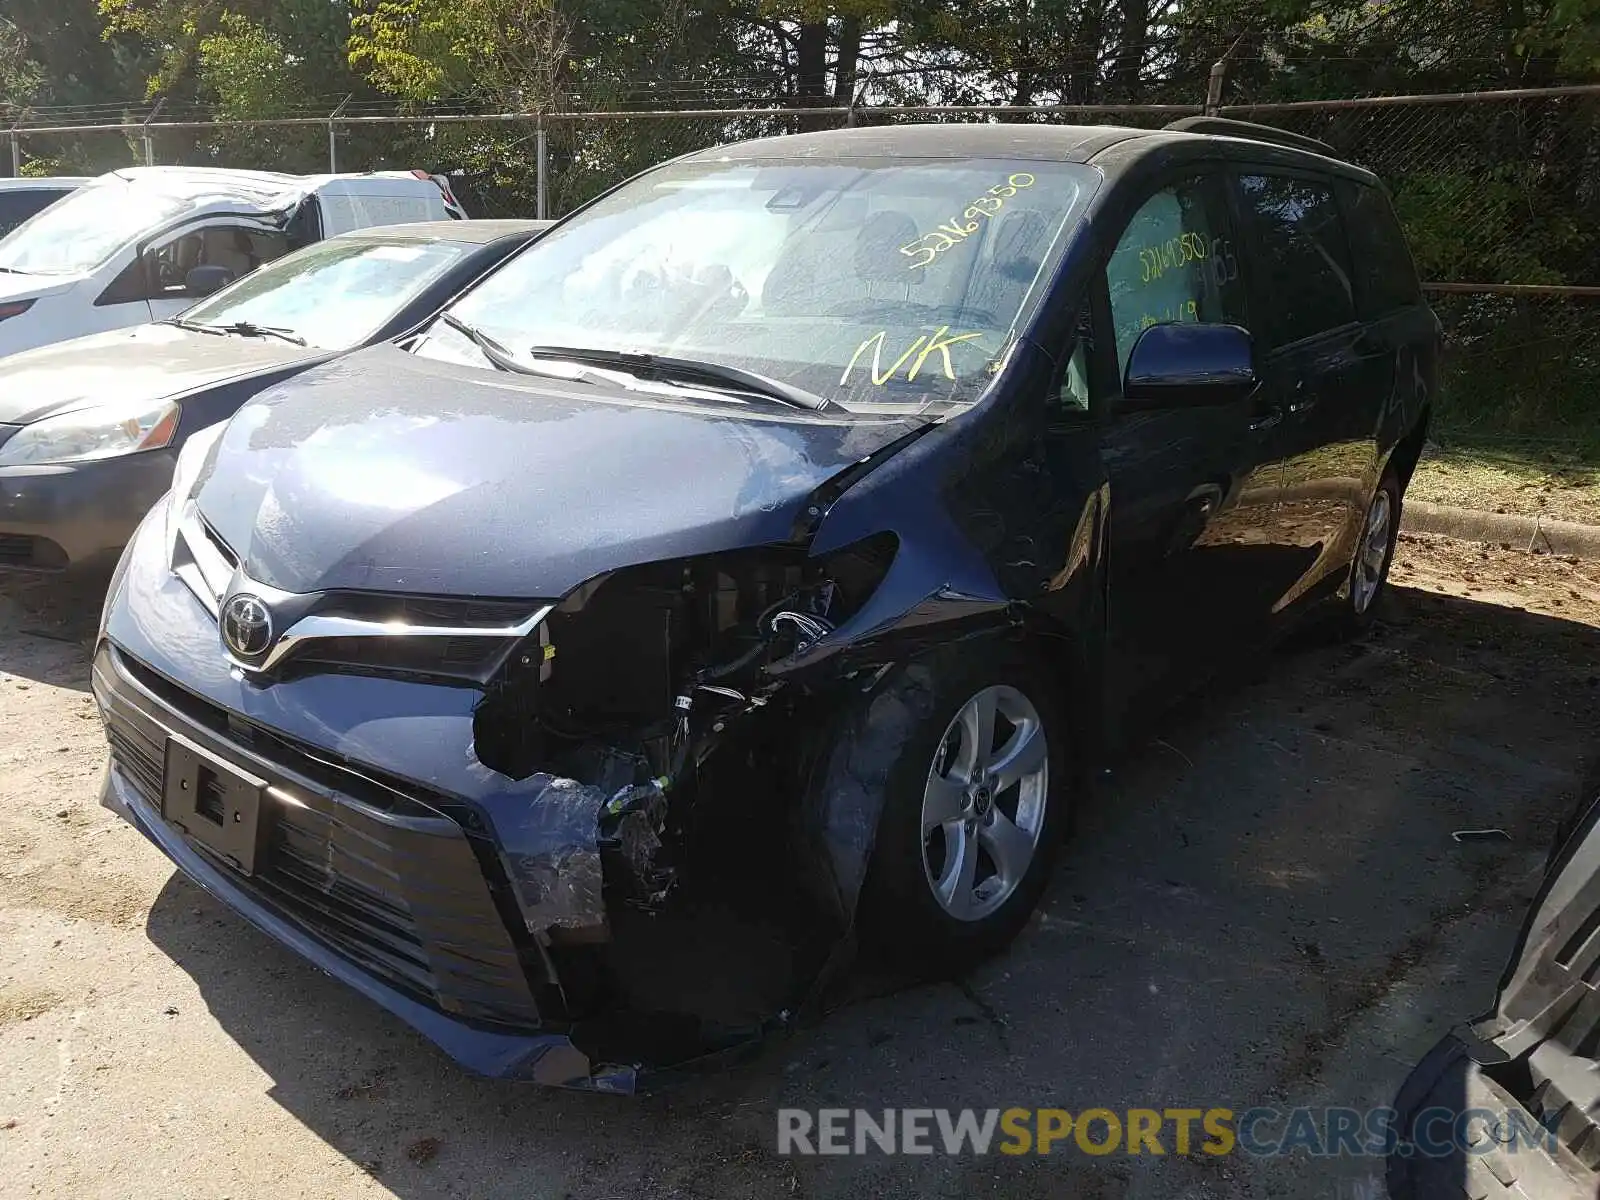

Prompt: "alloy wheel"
[920,684,1050,923]
[1352,488,1393,615]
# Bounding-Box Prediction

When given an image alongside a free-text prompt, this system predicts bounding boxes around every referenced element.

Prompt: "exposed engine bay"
[463,537,900,1056]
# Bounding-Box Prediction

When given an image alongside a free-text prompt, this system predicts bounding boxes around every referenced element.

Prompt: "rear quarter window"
[316,190,439,234]
[1338,181,1423,315]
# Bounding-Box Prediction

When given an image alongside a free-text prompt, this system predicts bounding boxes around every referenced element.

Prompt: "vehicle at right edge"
[95,117,1439,1089]
[1389,775,1600,1199]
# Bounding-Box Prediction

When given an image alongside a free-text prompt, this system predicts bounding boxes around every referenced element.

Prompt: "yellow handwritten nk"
[840,326,986,386]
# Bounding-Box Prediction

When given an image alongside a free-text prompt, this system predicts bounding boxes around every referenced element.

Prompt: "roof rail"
[1163,116,1337,158]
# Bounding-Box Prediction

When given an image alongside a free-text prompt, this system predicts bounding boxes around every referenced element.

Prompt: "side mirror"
[184,265,234,298]
[1122,322,1256,410]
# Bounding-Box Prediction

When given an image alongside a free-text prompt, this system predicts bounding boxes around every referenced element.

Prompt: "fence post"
[141,98,165,166]
[1205,35,1245,116]
[1205,58,1227,115]
[327,95,351,173]
[536,117,548,219]
[7,120,22,178]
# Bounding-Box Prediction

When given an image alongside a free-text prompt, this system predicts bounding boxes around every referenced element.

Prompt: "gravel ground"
[0,535,1596,1199]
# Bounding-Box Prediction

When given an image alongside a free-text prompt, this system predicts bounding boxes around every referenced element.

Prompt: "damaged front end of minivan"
[94,341,1083,1091]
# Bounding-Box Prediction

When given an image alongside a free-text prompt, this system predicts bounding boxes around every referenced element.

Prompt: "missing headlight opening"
[467,536,897,1035]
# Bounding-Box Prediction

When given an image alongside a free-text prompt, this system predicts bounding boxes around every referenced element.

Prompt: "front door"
[1093,169,1287,732]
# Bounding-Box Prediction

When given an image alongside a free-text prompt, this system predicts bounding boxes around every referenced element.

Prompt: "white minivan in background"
[0,166,466,359]
[0,177,91,237]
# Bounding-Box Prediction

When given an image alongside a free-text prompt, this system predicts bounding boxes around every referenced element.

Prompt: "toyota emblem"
[221,594,273,659]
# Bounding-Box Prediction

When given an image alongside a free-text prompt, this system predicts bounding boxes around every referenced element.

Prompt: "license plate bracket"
[162,734,268,875]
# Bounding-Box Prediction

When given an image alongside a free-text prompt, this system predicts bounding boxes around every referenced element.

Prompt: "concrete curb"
[1401,500,1600,558]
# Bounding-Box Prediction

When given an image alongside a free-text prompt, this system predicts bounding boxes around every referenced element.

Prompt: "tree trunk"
[1112,0,1149,100]
[1067,3,1105,105]
[833,15,861,104]
[1012,64,1035,108]
[795,21,828,101]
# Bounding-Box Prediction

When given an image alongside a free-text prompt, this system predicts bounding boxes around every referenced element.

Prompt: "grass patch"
[1409,440,1600,524]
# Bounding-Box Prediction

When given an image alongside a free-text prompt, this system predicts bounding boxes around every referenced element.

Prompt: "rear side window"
[1236,173,1355,346]
[316,190,440,234]
[1105,173,1248,375]
[1338,181,1422,315]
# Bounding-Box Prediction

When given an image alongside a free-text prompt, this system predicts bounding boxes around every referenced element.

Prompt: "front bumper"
[0,447,176,571]
[92,640,636,1092]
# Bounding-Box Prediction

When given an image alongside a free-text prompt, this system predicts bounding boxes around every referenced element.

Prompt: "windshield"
[180,236,472,350]
[425,156,1095,415]
[0,179,198,276]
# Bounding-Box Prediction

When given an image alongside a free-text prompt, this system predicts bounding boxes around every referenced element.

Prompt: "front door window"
[1105,175,1247,377]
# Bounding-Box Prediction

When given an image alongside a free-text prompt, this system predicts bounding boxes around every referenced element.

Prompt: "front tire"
[851,644,1073,974]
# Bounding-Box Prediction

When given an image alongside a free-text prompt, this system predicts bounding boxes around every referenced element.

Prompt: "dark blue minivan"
[94,119,1438,1089]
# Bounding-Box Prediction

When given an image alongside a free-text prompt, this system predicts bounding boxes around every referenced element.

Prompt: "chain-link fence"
[5,84,1598,448]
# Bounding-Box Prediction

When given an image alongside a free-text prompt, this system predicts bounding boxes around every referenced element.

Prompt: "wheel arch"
[787,614,1087,938]
[1385,404,1432,492]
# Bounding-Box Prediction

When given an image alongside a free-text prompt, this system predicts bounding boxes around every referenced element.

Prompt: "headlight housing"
[164,421,231,603]
[0,399,180,467]
[167,419,225,517]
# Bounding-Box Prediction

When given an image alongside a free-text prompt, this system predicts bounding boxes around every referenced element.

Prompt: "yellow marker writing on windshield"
[909,327,986,381]
[841,331,928,385]
[841,326,986,386]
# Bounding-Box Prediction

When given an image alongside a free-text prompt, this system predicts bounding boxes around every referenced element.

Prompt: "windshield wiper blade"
[169,317,228,337]
[524,345,830,411]
[439,311,545,375]
[0,266,32,275]
[206,321,307,347]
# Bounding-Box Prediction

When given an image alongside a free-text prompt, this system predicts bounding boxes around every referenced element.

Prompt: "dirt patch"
[0,984,63,1028]
[0,855,154,930]
[1391,529,1600,624]
[0,591,154,930]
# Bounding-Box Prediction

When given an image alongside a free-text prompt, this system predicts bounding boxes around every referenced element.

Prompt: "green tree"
[0,20,45,110]
[97,0,367,170]
[349,0,568,108]
[99,0,356,98]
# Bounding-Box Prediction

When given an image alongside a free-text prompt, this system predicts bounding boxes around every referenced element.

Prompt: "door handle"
[1248,408,1283,432]
[1288,398,1318,415]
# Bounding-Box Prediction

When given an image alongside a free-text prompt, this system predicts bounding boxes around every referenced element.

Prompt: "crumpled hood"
[0,322,314,424]
[195,345,919,598]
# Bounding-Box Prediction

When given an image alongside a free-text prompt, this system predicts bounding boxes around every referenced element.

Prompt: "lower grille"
[106,712,433,999]
[254,801,435,998]
[107,723,162,804]
[100,659,542,1029]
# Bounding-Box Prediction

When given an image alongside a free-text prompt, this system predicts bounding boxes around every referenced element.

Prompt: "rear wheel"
[1345,470,1402,630]
[852,646,1073,973]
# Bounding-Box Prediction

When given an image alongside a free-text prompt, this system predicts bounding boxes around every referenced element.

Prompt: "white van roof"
[0,176,91,192]
[92,166,451,207]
